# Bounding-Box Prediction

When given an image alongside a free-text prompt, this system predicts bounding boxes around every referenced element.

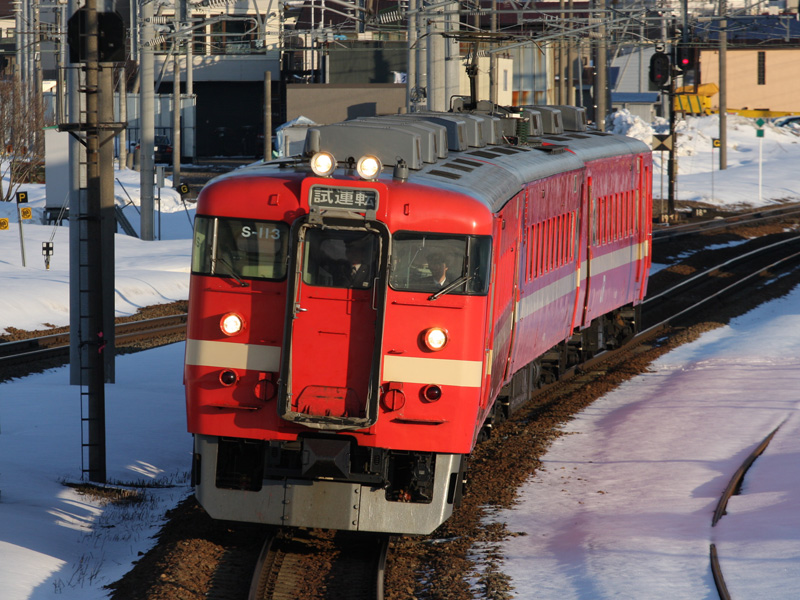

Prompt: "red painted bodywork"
[185,148,652,458]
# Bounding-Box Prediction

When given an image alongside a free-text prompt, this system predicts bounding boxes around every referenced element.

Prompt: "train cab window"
[192,216,289,281]
[302,229,379,289]
[389,232,491,296]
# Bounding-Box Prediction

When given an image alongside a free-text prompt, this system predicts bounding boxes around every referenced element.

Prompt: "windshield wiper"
[212,257,250,287]
[428,274,472,301]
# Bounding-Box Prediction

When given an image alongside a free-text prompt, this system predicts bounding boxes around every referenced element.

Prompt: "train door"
[278,220,390,430]
[487,195,522,403]
[579,175,594,328]
[636,158,653,300]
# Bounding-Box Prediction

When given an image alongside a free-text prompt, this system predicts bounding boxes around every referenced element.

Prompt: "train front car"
[185,119,495,535]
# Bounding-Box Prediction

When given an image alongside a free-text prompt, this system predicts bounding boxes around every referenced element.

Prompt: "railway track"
[248,530,390,600]
[0,314,187,372]
[652,204,800,243]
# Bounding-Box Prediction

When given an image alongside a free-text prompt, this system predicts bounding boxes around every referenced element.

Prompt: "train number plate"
[309,185,379,211]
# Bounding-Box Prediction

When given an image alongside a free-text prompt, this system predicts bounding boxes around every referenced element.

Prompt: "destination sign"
[309,185,379,211]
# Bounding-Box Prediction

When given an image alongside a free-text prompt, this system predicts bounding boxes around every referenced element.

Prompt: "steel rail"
[248,531,389,600]
[712,423,784,527]
[641,242,800,337]
[653,205,800,242]
[0,314,187,369]
[709,423,784,600]
[710,544,731,600]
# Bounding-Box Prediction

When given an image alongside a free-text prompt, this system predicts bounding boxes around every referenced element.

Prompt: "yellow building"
[700,48,800,114]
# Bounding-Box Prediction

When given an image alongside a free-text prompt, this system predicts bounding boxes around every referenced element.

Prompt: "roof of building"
[695,15,800,46]
[611,92,661,104]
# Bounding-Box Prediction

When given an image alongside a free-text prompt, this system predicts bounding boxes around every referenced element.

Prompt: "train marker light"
[422,384,443,402]
[356,155,382,180]
[219,370,238,386]
[220,312,245,336]
[423,327,448,351]
[310,151,336,177]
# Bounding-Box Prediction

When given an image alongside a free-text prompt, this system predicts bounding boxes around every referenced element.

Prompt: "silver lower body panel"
[193,434,462,535]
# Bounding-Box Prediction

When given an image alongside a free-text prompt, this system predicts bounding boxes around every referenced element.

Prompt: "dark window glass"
[302,229,379,289]
[192,216,289,280]
[389,232,491,295]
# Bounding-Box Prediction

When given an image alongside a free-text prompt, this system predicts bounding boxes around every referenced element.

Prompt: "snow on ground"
[609,109,800,208]
[1,112,799,599]
[487,287,800,598]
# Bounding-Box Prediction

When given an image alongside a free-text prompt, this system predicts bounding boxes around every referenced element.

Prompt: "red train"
[184,104,652,535]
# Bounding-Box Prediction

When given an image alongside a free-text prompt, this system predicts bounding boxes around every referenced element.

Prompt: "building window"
[757,52,766,85]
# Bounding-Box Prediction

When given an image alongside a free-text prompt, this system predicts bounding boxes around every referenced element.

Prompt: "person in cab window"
[344,242,372,288]
[420,252,451,289]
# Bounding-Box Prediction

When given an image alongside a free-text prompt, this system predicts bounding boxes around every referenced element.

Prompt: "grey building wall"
[285,83,407,124]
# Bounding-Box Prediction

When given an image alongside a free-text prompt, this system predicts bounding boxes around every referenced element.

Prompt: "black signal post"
[649,49,677,215]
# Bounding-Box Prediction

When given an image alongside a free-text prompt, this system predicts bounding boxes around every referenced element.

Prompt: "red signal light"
[675,43,694,72]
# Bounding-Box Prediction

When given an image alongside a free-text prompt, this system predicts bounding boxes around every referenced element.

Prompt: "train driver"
[343,242,373,288]
[419,252,452,289]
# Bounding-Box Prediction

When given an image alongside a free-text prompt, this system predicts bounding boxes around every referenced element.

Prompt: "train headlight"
[310,151,336,177]
[422,327,448,351]
[220,312,245,336]
[356,155,382,180]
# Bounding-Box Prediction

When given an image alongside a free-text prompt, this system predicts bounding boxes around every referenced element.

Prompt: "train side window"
[191,216,289,281]
[569,211,576,262]
[536,222,544,276]
[529,224,537,281]
[597,197,604,245]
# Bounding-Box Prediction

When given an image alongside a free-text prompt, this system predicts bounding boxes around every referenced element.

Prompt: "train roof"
[216,106,651,214]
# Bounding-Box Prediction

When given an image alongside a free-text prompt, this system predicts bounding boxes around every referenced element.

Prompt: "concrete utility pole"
[264,71,272,160]
[568,0,575,105]
[119,65,128,168]
[559,0,566,104]
[667,72,677,214]
[718,12,728,170]
[83,0,108,483]
[172,43,181,186]
[139,0,155,240]
[595,3,607,130]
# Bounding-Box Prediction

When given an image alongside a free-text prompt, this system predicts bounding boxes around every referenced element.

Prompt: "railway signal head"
[674,43,695,72]
[649,52,671,87]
